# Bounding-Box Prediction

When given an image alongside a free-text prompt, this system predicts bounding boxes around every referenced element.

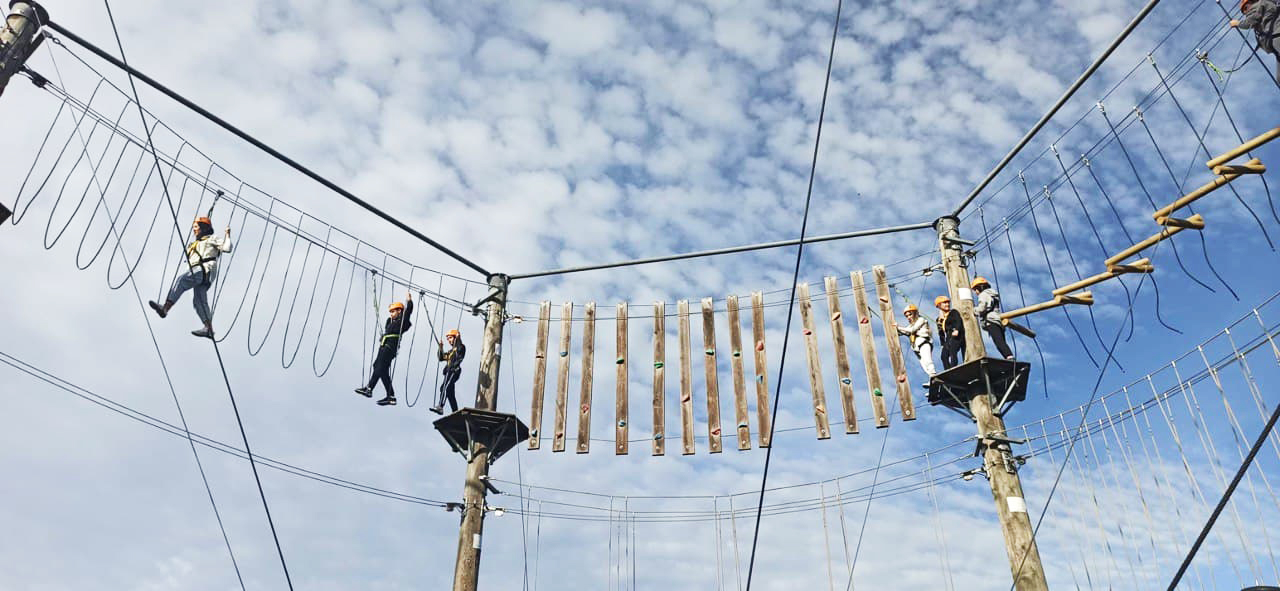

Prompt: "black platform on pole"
[0,202,10,225]
[433,408,530,464]
[927,357,1032,418]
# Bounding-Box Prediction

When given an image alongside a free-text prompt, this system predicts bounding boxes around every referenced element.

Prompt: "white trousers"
[914,342,936,376]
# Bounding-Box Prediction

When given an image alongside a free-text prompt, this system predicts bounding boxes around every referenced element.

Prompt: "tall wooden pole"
[451,273,508,591]
[935,216,1048,590]
[0,1,47,97]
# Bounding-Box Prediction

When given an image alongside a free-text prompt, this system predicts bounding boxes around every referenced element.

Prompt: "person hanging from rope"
[935,295,964,370]
[430,329,466,415]
[971,277,1015,361]
[148,216,232,338]
[356,291,413,406]
[1233,0,1279,82]
[895,305,936,382]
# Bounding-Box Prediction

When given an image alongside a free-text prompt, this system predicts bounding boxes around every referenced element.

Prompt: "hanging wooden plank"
[798,283,832,440]
[751,291,772,448]
[726,295,751,451]
[652,301,666,456]
[553,302,572,452]
[678,300,696,455]
[701,297,723,453]
[873,266,916,422]
[823,276,858,435]
[576,302,596,454]
[528,301,551,450]
[851,272,889,429]
[615,303,629,455]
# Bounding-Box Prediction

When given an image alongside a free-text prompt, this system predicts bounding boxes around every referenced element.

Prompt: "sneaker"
[148,301,168,319]
[354,387,373,398]
[429,406,444,415]
[376,396,397,406]
[191,327,214,339]
[921,382,932,390]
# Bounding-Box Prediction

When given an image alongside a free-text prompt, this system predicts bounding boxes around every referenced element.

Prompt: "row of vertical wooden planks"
[525,265,916,456]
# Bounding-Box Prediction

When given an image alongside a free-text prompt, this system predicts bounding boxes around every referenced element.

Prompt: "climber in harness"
[148,216,232,338]
[430,329,466,415]
[356,291,413,406]
[935,295,964,370]
[971,277,1015,360]
[896,304,936,380]
[1234,0,1279,82]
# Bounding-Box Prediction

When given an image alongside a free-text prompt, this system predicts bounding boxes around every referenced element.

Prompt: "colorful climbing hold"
[732,350,741,357]
[617,420,627,428]
[711,428,721,436]
[705,348,715,355]
[873,388,883,397]
[560,351,569,357]
[654,433,664,440]
[803,328,812,336]
[755,340,765,351]
[756,375,765,382]
[654,361,665,369]
[616,357,625,364]
[581,404,590,413]
[897,373,907,383]
[859,317,870,325]
[840,377,852,385]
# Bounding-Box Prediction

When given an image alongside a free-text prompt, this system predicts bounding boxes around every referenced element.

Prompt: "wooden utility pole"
[451,273,509,591]
[0,1,47,97]
[934,216,1048,590]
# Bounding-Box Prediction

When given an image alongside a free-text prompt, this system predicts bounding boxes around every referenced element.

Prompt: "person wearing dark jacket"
[356,291,413,406]
[1234,0,1279,81]
[431,330,466,415]
[935,295,965,370]
[971,277,1015,360]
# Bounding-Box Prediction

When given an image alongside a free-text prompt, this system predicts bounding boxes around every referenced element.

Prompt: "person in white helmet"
[896,304,936,377]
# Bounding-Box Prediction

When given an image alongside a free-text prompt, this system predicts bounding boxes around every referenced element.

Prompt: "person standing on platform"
[431,329,465,415]
[935,295,964,370]
[896,305,936,381]
[971,277,1015,360]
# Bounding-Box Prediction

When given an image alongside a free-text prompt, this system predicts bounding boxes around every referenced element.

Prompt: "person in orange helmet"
[148,216,232,338]
[935,295,964,370]
[356,291,413,406]
[896,304,936,377]
[1233,0,1278,82]
[971,277,1014,360]
[430,329,466,415]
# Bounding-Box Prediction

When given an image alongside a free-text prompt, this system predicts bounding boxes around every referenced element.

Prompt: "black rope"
[99,1,296,586]
[744,1,842,588]
[1195,51,1280,226]
[311,243,362,378]
[1002,220,1051,399]
[842,418,891,591]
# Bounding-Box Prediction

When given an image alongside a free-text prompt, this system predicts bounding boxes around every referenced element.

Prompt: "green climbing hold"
[616,357,625,364]
[705,348,715,355]
[732,350,741,357]
[560,351,568,357]
[654,361,665,369]
[618,420,627,427]
[873,388,883,396]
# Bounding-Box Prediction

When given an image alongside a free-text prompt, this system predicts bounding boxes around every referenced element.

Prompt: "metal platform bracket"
[433,408,530,465]
[927,357,1032,419]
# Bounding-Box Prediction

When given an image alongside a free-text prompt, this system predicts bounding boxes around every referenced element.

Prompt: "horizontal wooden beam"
[1105,215,1203,267]
[1006,320,1037,339]
[1051,258,1154,296]
[1157,216,1206,230]
[1206,127,1280,169]
[1212,160,1266,176]
[1001,291,1094,322]
[1151,170,1251,221]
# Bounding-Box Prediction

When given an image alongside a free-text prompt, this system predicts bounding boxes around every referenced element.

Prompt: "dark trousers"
[438,370,461,412]
[366,346,397,396]
[941,338,964,370]
[985,322,1014,359]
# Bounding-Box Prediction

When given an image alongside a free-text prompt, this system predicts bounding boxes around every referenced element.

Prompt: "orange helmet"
[446,329,460,338]
[1242,0,1254,11]
[971,277,990,289]
[388,302,405,312]
[903,305,919,316]
[934,295,950,308]
[194,216,211,226]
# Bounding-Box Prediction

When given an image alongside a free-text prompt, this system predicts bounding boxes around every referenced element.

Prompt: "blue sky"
[2,0,1280,589]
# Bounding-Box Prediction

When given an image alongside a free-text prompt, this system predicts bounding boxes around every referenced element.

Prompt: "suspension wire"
[33,36,247,589]
[1050,147,1137,342]
[1083,410,1147,588]
[833,478,853,589]
[1000,220,1050,397]
[1021,423,1092,590]
[98,2,295,585]
[1018,174,1101,367]
[819,483,834,591]
[842,421,891,591]
[1097,395,1160,589]
[1166,376,1280,588]
[1195,51,1280,226]
[923,453,955,591]
[743,2,842,588]
[1066,414,1123,588]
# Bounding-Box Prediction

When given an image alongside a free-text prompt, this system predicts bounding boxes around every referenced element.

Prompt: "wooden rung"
[1157,216,1206,230]
[1212,160,1266,176]
[823,276,859,435]
[797,283,832,440]
[553,302,573,453]
[677,300,696,455]
[726,295,751,451]
[615,302,629,456]
[528,301,551,450]
[1106,258,1155,274]
[1006,320,1037,339]
[1206,127,1280,168]
[851,271,889,429]
[1151,169,1246,221]
[652,301,666,456]
[1051,258,1153,296]
[874,266,915,421]
[701,297,723,454]
[1104,215,1203,267]
[576,302,596,454]
[751,291,772,448]
[1001,291,1094,321]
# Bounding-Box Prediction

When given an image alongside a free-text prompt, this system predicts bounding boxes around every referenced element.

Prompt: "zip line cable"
[97,2,295,586]
[41,19,490,279]
[744,0,842,587]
